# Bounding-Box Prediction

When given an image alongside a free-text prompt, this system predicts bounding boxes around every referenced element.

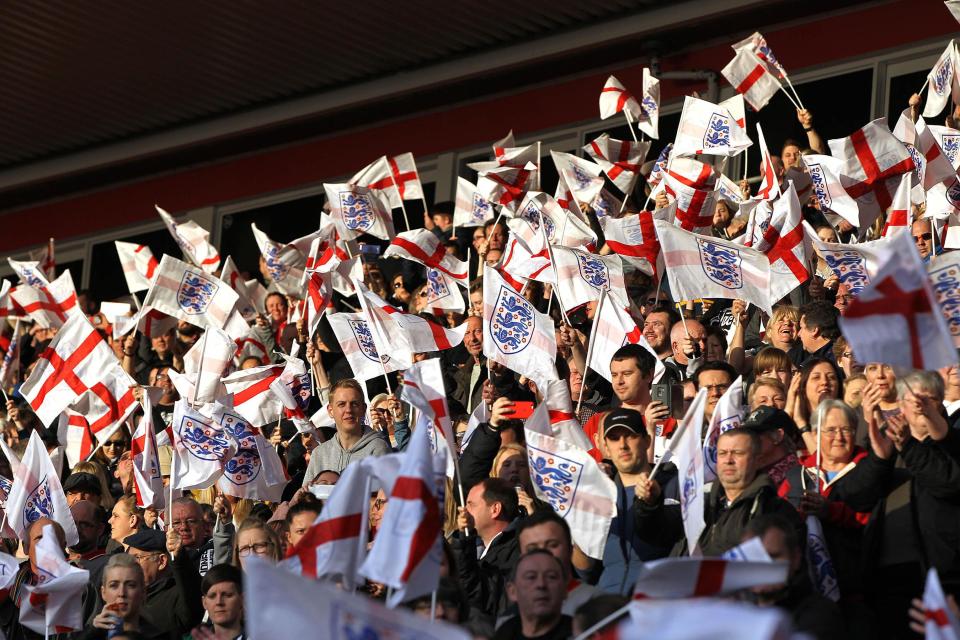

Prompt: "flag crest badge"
[576,253,610,290]
[263,246,291,282]
[519,202,555,239]
[697,239,743,289]
[220,415,260,486]
[527,443,581,514]
[490,286,535,355]
[339,192,376,233]
[942,134,960,165]
[807,163,832,210]
[426,270,451,302]
[349,319,387,364]
[933,54,953,97]
[930,263,960,340]
[177,271,219,315]
[178,414,232,461]
[703,113,731,150]
[25,478,53,524]
[471,193,493,224]
[824,251,869,294]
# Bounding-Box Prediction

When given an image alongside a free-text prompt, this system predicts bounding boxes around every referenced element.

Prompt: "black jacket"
[140,549,205,637]
[451,521,520,618]
[458,422,501,500]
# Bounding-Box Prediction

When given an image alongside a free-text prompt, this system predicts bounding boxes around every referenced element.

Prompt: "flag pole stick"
[815,415,823,495]
[624,111,639,143]
[742,145,749,182]
[191,331,209,408]
[779,85,802,112]
[430,590,438,621]
[577,288,606,417]
[348,474,373,591]
[572,602,631,640]
[396,189,411,232]
[782,73,805,110]
[918,78,929,95]
[619,173,640,214]
[536,142,542,191]
[419,195,431,231]
[167,447,176,527]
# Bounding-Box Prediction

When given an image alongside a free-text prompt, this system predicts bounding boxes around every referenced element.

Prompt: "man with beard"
[643,306,682,382]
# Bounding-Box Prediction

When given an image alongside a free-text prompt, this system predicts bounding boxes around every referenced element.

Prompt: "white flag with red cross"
[882,173,913,237]
[928,125,960,170]
[400,358,456,456]
[453,177,495,228]
[584,134,650,194]
[304,232,363,298]
[552,151,605,206]
[754,123,781,201]
[328,312,408,381]
[221,362,286,427]
[662,157,717,234]
[901,116,959,191]
[422,269,465,314]
[9,269,81,329]
[114,241,159,293]
[633,556,789,599]
[57,411,95,469]
[672,388,708,554]
[751,183,811,302]
[587,291,664,385]
[604,600,790,640]
[18,523,89,635]
[599,75,642,121]
[923,40,960,119]
[802,154,862,227]
[541,379,592,450]
[828,118,915,229]
[646,143,673,189]
[922,568,960,640]
[477,163,537,212]
[156,205,221,274]
[139,255,239,332]
[355,281,466,355]
[170,399,237,491]
[638,67,660,139]
[219,255,263,320]
[551,246,626,310]
[168,327,237,405]
[351,154,425,209]
[384,229,470,285]
[840,229,956,370]
[600,209,663,276]
[28,239,56,282]
[512,191,597,250]
[131,388,165,510]
[8,258,49,288]
[298,270,333,339]
[673,96,752,158]
[251,223,311,296]
[7,431,79,546]
[324,183,396,241]
[656,220,773,313]
[733,31,789,79]
[721,47,783,112]
[269,349,315,435]
[359,416,445,607]
[210,399,287,502]
[500,229,555,286]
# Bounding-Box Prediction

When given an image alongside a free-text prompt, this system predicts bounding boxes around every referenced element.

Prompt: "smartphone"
[651,383,684,419]
[358,243,381,264]
[505,401,535,420]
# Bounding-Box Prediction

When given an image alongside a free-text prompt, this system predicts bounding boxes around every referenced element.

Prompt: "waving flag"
[923,40,960,119]
[633,555,789,599]
[351,154,425,209]
[7,431,79,546]
[672,388,707,554]
[328,312,409,380]
[477,163,536,212]
[251,223,312,296]
[912,117,959,190]
[500,229,554,286]
[131,388,165,510]
[929,125,960,169]
[922,568,960,640]
[754,123,781,201]
[140,255,239,332]
[604,599,790,640]
[156,205,221,273]
[733,32,788,79]
[673,96,752,157]
[58,411,95,468]
[722,47,782,112]
[542,380,593,450]
[115,241,159,293]
[840,229,955,370]
[805,515,841,603]
[587,291,664,385]
[524,399,617,559]
[637,67,660,139]
[600,209,662,276]
[9,269,80,330]
[324,183,395,241]
[646,143,673,190]
[170,399,236,491]
[221,363,285,427]
[453,177,495,228]
[552,151,605,205]
[400,358,456,455]
[551,246,625,310]
[655,220,772,313]
[513,191,597,250]
[702,377,744,484]
[270,350,314,432]
[168,327,236,405]
[8,259,49,288]
[807,222,892,295]
[802,154,862,226]
[599,75,642,121]
[422,269,465,313]
[662,157,717,234]
[482,265,558,389]
[756,183,811,302]
[929,251,960,347]
[384,229,469,284]
[18,524,89,635]
[882,173,913,237]
[210,400,286,502]
[356,282,465,355]
[584,134,650,194]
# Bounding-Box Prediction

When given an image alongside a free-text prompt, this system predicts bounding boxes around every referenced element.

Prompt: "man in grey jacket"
[302,378,390,484]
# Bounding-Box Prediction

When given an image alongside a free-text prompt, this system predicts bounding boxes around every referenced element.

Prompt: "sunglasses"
[913,233,932,242]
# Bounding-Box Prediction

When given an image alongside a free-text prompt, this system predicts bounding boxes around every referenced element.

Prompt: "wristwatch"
[798,425,812,434]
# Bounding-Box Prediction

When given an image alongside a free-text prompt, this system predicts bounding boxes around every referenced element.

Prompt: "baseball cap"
[124,529,166,552]
[603,408,646,437]
[741,406,795,434]
[62,472,102,496]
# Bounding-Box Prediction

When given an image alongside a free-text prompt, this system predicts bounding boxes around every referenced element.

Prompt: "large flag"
[168,327,236,405]
[806,223,891,295]
[599,75,642,121]
[210,399,286,502]
[882,173,913,237]
[673,96,752,157]
[605,599,791,640]
[482,265,558,390]
[7,431,79,546]
[672,388,707,554]
[384,229,469,284]
[524,400,617,559]
[328,312,407,381]
[115,241,159,293]
[131,388,165,510]
[702,377,744,484]
[722,47,782,112]
[9,270,81,330]
[453,177,495,228]
[840,229,956,370]
[156,205,221,273]
[247,558,471,640]
[359,418,445,607]
[633,556,789,599]
[755,183,811,302]
[551,246,625,310]
[914,117,959,190]
[586,291,665,384]
[923,40,960,119]
[802,154,862,227]
[929,251,960,347]
[584,134,650,194]
[922,568,960,640]
[251,223,310,296]
[351,154,425,209]
[324,183,396,241]
[18,524,89,635]
[477,163,537,212]
[170,399,236,491]
[600,209,661,276]
[140,255,239,331]
[221,363,285,427]
[655,220,772,313]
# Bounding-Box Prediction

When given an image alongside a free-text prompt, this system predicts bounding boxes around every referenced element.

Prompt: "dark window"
[887,69,932,125]
[86,228,183,305]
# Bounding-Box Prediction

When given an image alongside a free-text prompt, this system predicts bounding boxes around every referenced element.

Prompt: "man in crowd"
[454,315,486,412]
[495,550,571,640]
[517,510,595,615]
[170,497,215,575]
[791,301,840,367]
[694,361,737,423]
[667,319,707,380]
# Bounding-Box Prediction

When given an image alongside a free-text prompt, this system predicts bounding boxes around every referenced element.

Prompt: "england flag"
[170,399,237,491]
[328,312,409,380]
[600,209,662,276]
[384,229,469,284]
[453,177,495,228]
[923,40,960,119]
[721,47,782,112]
[251,223,310,296]
[802,154,862,227]
[637,67,660,139]
[140,255,239,332]
[551,246,625,310]
[583,134,650,194]
[673,388,707,554]
[586,291,665,385]
[7,431,79,546]
[673,96,752,157]
[702,376,744,483]
[115,241,159,293]
[599,75,642,121]
[131,388,165,510]
[551,151,605,206]
[324,183,396,241]
[156,205,221,273]
[210,399,287,502]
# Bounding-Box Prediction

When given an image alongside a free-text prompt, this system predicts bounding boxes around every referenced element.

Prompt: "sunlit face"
[603,427,647,475]
[328,386,365,434]
[819,407,855,465]
[699,370,732,420]
[642,312,671,352]
[912,219,933,259]
[236,528,274,569]
[266,294,288,323]
[610,358,651,404]
[487,225,506,251]
[864,363,896,401]
[771,316,797,346]
[101,566,145,622]
[287,510,319,548]
[760,365,792,388]
[817,227,838,244]
[705,334,725,363]
[496,452,529,488]
[464,316,482,356]
[519,522,572,574]
[472,227,487,250]
[109,503,138,544]
[805,362,839,410]
[844,378,867,407]
[781,144,801,170]
[752,384,786,410]
[716,433,757,492]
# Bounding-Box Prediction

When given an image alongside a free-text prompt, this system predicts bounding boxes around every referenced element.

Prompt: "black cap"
[124,529,166,552]
[741,406,795,434]
[603,408,646,437]
[62,472,101,496]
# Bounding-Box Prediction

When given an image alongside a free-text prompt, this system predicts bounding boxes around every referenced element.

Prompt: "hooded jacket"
[301,427,390,483]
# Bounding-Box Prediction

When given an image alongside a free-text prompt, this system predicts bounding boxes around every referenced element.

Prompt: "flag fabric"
[28,240,56,282]
[131,388,165,510]
[722,535,773,562]
[400,358,456,454]
[600,209,661,276]
[646,143,673,189]
[637,67,660,139]
[605,599,791,640]
[721,47,783,112]
[453,177,495,228]
[542,379,593,451]
[930,251,960,347]
[922,567,960,640]
[269,350,314,431]
[7,431,79,546]
[655,220,773,313]
[247,557,471,640]
[551,151,605,205]
[115,241,159,293]
[423,268,465,313]
[221,363,285,427]
[882,173,913,237]
[587,291,665,385]
[8,259,49,288]
[355,282,465,356]
[299,270,332,340]
[806,222,891,295]
[632,556,790,599]
[662,158,717,234]
[156,205,221,273]
[584,134,650,194]
[359,417,445,607]
[929,125,960,170]
[840,229,955,370]
[806,515,841,602]
[305,234,363,298]
[482,265,558,390]
[702,376,744,484]
[140,255,239,332]
[169,327,236,405]
[524,399,617,559]
[551,246,625,309]
[716,173,745,209]
[324,183,396,241]
[600,75,642,121]
[733,31,788,79]
[476,163,537,212]
[802,154,862,227]
[251,223,310,296]
[924,40,960,119]
[500,228,555,286]
[673,96,752,157]
[209,399,286,502]
[328,312,407,381]
[513,191,597,250]
[9,269,80,329]
[57,411,95,469]
[384,229,469,284]
[351,154,425,209]
[755,183,811,302]
[671,388,707,554]
[754,123,781,201]
[0,320,22,392]
[170,399,236,491]
[915,117,959,190]
[18,524,89,635]
[948,1,960,25]
[591,187,624,220]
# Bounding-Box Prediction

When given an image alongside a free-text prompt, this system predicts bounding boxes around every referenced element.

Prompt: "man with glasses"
[692,362,738,424]
[911,217,933,262]
[123,528,204,637]
[170,497,215,576]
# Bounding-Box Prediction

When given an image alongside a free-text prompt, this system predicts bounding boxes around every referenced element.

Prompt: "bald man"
[667,319,707,380]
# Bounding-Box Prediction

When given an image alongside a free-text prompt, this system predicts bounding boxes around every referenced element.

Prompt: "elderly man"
[494,550,571,640]
[739,406,800,486]
[302,378,390,481]
[170,497,215,575]
[454,315,485,412]
[635,428,802,556]
[667,319,707,380]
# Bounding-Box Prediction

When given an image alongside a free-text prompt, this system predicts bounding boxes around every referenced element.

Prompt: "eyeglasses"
[237,542,273,557]
[131,553,162,563]
[104,441,127,449]
[913,233,932,242]
[822,427,855,437]
[171,518,200,529]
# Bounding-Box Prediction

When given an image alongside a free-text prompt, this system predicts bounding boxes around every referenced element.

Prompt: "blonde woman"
[72,460,116,510]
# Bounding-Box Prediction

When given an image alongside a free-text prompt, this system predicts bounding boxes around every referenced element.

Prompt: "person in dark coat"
[77,553,173,640]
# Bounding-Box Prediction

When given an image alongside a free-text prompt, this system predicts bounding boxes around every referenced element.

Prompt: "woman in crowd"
[787,357,844,452]
[231,518,283,569]
[83,553,167,639]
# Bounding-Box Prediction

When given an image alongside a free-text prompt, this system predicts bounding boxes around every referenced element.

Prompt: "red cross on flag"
[599,75,642,121]
[840,228,956,370]
[476,163,537,212]
[28,239,56,282]
[131,388,165,510]
[156,205,221,274]
[754,123,781,201]
[584,134,651,194]
[453,177,495,228]
[923,41,960,119]
[298,270,332,340]
[400,358,455,455]
[9,269,81,330]
[115,241,159,293]
[586,290,665,385]
[922,568,960,640]
[221,363,285,427]
[721,47,783,112]
[633,556,789,599]
[753,183,811,302]
[673,96,753,157]
[304,229,363,298]
[600,209,664,276]
[168,327,237,405]
[57,411,95,469]
[221,255,265,321]
[801,154,862,228]
[662,157,717,234]
[359,417,445,607]
[328,312,408,381]
[895,113,958,191]
[351,154,425,209]
[881,173,913,237]
[383,229,469,284]
[324,183,396,241]
[513,191,597,250]
[500,228,555,286]
[422,268,465,314]
[18,523,89,635]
